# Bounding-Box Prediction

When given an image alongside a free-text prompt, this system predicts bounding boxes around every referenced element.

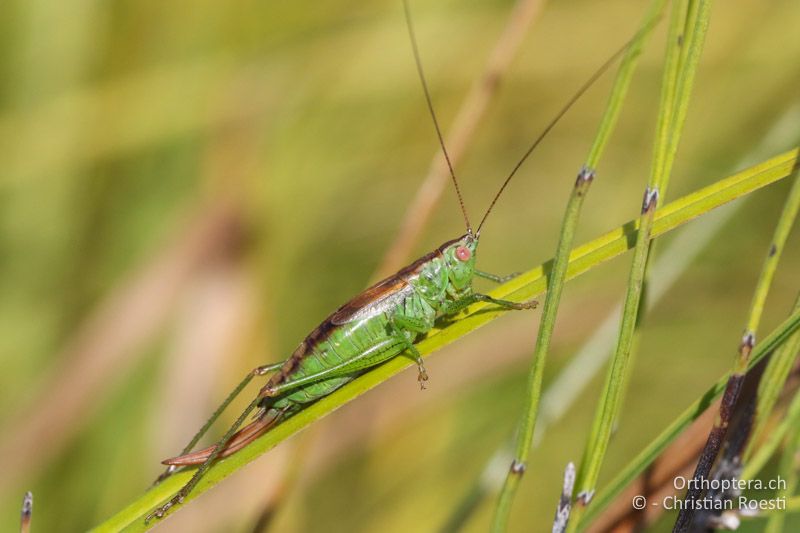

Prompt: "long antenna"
[403,0,472,234]
[475,39,632,234]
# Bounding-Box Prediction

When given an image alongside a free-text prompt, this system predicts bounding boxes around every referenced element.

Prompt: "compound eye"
[455,246,471,262]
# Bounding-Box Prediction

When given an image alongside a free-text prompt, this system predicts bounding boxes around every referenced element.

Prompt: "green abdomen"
[274,312,407,407]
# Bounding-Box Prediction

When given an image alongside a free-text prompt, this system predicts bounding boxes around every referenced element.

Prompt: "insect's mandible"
[145,0,627,523]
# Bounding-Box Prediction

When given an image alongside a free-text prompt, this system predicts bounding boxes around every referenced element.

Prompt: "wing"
[266,277,408,387]
[329,248,439,325]
[330,275,408,325]
[161,412,280,466]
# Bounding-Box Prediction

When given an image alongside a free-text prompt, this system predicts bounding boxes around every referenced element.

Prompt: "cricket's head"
[441,233,478,290]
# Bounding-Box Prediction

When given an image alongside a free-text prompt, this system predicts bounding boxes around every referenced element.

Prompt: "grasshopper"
[146,0,623,522]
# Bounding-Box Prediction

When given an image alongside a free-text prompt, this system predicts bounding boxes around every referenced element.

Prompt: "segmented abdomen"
[273,312,405,407]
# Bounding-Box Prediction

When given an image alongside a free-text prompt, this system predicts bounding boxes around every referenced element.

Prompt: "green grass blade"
[747,171,800,337]
[489,5,667,529]
[610,0,691,432]
[570,3,713,524]
[747,294,800,462]
[571,187,657,510]
[649,0,687,196]
[577,306,800,530]
[490,169,594,533]
[737,169,800,372]
[672,163,800,529]
[89,148,798,532]
[584,0,668,170]
[724,171,800,471]
[742,365,800,481]
[765,401,800,533]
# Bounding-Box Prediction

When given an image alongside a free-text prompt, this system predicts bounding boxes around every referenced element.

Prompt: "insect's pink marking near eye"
[456,246,471,261]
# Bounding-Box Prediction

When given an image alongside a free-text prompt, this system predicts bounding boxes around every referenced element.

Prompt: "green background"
[0,0,798,531]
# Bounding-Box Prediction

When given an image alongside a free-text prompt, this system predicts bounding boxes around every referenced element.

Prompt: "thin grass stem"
[490,166,595,532]
[764,393,800,533]
[674,168,800,531]
[747,294,800,461]
[489,3,666,528]
[741,374,800,481]
[577,306,800,530]
[570,4,713,529]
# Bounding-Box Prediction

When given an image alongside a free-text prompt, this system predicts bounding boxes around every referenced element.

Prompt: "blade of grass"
[577,305,800,530]
[607,0,690,432]
[764,405,800,533]
[583,0,667,168]
[745,174,800,459]
[742,173,800,336]
[570,180,658,513]
[674,168,800,531]
[490,163,595,532]
[741,373,800,482]
[747,294,800,461]
[570,3,713,527]
[649,0,687,196]
[490,3,666,529]
[89,148,798,532]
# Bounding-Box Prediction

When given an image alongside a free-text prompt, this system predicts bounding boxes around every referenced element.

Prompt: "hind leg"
[146,397,263,523]
[152,361,284,485]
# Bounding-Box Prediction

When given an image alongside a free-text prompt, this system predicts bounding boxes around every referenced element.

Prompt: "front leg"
[442,293,538,316]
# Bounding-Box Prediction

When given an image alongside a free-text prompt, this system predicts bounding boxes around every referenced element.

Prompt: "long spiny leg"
[152,361,283,485]
[475,269,522,284]
[442,293,537,316]
[145,397,263,523]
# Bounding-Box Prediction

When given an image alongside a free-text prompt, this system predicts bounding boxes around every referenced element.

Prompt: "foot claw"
[521,299,538,310]
[417,366,429,389]
[144,494,184,524]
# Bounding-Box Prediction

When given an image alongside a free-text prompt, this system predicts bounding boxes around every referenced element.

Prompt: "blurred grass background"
[1,0,799,531]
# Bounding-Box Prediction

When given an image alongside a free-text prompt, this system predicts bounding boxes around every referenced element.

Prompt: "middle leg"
[390,313,432,387]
